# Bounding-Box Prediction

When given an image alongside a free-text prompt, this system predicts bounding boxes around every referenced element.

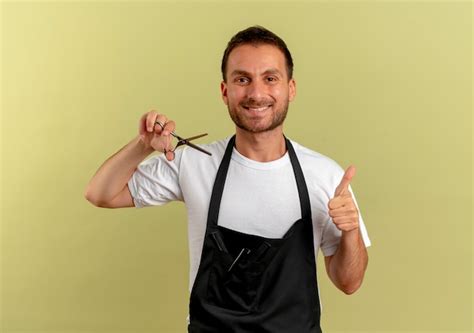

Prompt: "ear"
[288,78,296,102]
[220,81,228,105]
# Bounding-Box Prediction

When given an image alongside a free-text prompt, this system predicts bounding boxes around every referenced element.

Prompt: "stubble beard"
[227,99,290,134]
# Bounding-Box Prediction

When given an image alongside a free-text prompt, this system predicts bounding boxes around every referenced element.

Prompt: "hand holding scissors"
[154,120,212,157]
[139,111,211,161]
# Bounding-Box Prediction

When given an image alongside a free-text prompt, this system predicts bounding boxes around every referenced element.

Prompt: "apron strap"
[285,136,312,221]
[207,135,236,228]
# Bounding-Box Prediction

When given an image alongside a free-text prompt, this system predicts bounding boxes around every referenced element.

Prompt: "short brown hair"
[221,25,294,82]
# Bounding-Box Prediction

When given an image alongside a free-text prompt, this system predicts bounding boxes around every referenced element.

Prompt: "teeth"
[247,105,271,112]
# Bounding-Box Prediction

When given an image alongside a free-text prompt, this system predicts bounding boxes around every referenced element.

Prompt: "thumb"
[334,165,356,197]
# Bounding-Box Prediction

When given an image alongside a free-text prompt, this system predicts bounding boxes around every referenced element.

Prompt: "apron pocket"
[206,249,266,312]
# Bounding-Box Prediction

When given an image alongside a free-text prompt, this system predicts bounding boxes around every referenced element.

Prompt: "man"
[85,25,371,333]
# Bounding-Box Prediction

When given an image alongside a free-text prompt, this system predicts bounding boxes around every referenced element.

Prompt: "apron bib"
[188,135,322,333]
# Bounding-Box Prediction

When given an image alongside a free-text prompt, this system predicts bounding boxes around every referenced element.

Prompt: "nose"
[246,79,266,102]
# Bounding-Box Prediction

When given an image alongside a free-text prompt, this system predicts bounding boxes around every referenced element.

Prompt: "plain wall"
[1,1,472,332]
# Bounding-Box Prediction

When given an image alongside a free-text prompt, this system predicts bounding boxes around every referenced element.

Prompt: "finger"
[328,193,356,212]
[328,196,345,210]
[165,149,175,161]
[334,165,356,197]
[328,206,351,218]
[139,112,150,135]
[332,216,357,225]
[336,222,359,232]
[162,120,176,136]
[145,110,160,133]
[153,114,168,135]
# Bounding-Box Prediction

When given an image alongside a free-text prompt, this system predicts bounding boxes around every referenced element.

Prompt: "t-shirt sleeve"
[320,176,371,257]
[127,149,184,208]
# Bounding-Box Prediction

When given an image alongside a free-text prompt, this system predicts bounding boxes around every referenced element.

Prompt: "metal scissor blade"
[183,133,208,141]
[170,132,184,141]
[185,141,212,156]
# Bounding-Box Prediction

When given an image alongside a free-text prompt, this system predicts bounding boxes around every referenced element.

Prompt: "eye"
[266,76,278,82]
[235,77,249,84]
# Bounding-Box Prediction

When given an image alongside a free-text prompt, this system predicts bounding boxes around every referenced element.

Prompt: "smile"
[243,105,272,112]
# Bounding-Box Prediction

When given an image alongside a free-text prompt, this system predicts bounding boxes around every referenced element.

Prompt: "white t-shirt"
[128,135,371,319]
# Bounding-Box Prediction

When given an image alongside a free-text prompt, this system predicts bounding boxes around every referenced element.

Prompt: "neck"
[234,126,287,162]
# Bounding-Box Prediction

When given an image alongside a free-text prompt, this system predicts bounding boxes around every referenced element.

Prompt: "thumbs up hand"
[328,165,360,233]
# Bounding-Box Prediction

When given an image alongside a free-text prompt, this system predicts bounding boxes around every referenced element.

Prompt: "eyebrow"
[230,68,283,77]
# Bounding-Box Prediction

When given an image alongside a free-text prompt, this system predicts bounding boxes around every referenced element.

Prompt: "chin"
[237,122,282,134]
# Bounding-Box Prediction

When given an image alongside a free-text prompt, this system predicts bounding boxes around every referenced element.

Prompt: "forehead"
[227,44,287,76]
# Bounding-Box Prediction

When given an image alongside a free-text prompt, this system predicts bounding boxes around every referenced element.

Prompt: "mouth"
[242,105,273,113]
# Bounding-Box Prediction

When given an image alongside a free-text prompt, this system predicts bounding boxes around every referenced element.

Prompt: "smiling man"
[224,44,293,136]
[85,25,371,333]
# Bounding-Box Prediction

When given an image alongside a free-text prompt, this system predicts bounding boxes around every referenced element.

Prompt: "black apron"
[188,135,322,333]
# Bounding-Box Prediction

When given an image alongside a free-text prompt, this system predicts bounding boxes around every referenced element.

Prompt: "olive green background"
[1,1,472,332]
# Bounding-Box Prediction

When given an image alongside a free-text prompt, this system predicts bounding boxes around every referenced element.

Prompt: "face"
[221,44,296,134]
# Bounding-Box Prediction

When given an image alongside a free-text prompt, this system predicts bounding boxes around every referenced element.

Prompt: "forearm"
[84,135,154,204]
[329,228,368,294]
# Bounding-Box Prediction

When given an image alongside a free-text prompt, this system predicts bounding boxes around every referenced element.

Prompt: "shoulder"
[287,138,345,188]
[179,135,233,169]
[289,139,344,173]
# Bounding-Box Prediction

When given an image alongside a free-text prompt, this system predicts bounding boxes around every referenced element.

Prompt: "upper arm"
[95,184,135,208]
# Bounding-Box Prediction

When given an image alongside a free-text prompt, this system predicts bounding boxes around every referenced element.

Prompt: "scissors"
[154,120,212,156]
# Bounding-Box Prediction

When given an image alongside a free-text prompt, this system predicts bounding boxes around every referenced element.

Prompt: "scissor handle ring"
[154,120,166,130]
